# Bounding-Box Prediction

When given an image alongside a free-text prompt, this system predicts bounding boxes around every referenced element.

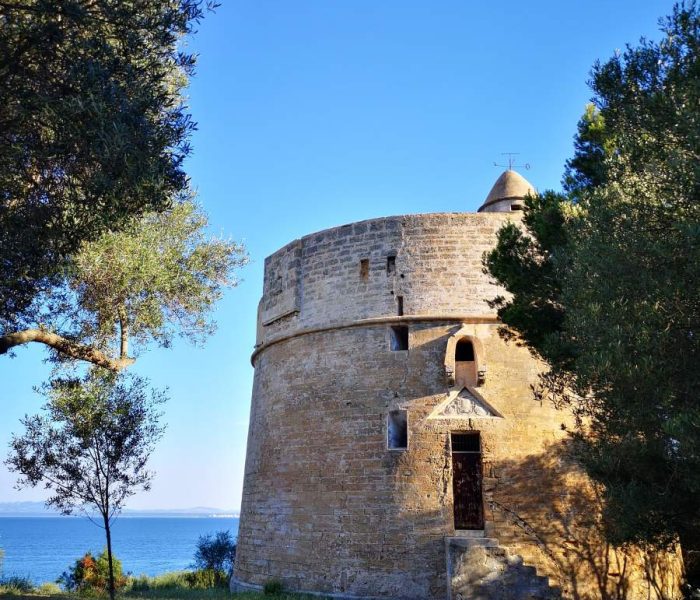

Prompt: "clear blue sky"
[0,0,671,510]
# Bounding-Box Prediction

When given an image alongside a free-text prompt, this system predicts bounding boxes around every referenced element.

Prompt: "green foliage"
[7,370,166,517]
[69,198,248,356]
[192,531,236,585]
[127,570,223,593]
[128,571,193,592]
[0,0,215,328]
[484,190,577,369]
[38,582,62,595]
[0,575,35,594]
[7,370,166,600]
[59,550,127,595]
[263,580,284,595]
[122,572,318,600]
[563,104,611,195]
[0,198,247,371]
[0,569,315,600]
[0,575,33,594]
[183,570,222,590]
[483,0,700,579]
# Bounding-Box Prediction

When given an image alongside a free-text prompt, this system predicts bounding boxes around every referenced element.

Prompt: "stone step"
[452,529,485,538]
[447,536,499,549]
[448,536,564,600]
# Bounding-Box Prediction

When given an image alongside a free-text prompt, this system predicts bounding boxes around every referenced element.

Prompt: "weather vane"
[494,153,530,171]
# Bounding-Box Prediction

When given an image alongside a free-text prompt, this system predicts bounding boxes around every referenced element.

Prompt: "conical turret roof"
[478,170,535,212]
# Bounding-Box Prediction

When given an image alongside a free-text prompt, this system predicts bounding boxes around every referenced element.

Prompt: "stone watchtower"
[233,172,681,600]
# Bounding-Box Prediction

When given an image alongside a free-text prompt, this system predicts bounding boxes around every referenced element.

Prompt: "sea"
[0,517,240,585]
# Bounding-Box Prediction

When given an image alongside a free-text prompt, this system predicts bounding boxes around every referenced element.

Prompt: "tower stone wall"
[235,208,682,599]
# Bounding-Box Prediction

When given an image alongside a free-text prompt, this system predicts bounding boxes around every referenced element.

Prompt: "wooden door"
[451,433,484,530]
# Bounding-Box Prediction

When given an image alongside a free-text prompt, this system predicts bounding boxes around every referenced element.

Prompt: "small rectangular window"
[397,296,404,316]
[388,410,408,450]
[510,203,523,211]
[390,325,408,351]
[360,258,369,281]
[387,255,396,274]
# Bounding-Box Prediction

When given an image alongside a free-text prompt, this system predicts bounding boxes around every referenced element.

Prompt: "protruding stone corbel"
[445,365,455,387]
[477,366,487,386]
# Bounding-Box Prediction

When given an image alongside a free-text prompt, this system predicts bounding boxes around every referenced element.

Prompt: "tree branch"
[117,306,129,360]
[0,329,134,372]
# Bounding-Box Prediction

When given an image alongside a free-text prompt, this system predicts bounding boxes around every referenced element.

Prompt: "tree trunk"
[118,306,129,359]
[103,513,116,600]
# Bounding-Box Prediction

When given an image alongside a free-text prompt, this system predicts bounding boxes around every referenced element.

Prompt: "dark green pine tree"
[484,1,700,586]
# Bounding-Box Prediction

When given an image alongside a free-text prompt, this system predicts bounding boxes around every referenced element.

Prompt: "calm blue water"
[0,517,239,585]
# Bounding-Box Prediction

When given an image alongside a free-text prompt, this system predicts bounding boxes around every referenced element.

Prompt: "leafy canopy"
[484,1,700,555]
[0,198,247,371]
[68,199,247,354]
[193,530,237,582]
[0,0,215,328]
[6,370,166,519]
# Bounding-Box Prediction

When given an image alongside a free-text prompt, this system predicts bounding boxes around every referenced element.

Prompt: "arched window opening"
[454,339,477,387]
[455,339,475,361]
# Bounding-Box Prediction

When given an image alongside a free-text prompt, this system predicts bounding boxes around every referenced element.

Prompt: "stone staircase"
[446,534,562,600]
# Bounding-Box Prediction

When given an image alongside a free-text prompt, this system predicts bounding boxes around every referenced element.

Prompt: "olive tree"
[0,199,247,371]
[0,1,217,328]
[6,370,166,600]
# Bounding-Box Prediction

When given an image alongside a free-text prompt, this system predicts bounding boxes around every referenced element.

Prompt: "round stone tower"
[233,172,681,600]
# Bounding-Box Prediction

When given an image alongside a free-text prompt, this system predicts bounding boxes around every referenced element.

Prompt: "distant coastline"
[0,501,239,519]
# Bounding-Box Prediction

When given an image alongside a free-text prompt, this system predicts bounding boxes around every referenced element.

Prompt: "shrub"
[183,569,220,589]
[263,579,284,595]
[193,531,236,573]
[143,571,191,589]
[128,575,151,592]
[126,571,192,592]
[0,575,35,594]
[38,582,62,595]
[192,530,236,586]
[58,550,127,594]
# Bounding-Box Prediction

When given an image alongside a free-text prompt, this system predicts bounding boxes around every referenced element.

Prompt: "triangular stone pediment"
[428,387,502,419]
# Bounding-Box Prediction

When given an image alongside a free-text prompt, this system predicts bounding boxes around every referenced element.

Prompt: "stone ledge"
[252,314,499,365]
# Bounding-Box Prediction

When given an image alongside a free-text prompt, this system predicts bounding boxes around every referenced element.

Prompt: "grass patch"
[0,571,324,600]
[0,593,319,600]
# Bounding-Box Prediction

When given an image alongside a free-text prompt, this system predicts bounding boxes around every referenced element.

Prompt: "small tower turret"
[478,169,535,212]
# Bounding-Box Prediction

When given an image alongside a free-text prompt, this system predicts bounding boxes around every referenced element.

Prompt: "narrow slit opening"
[360,258,369,281]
